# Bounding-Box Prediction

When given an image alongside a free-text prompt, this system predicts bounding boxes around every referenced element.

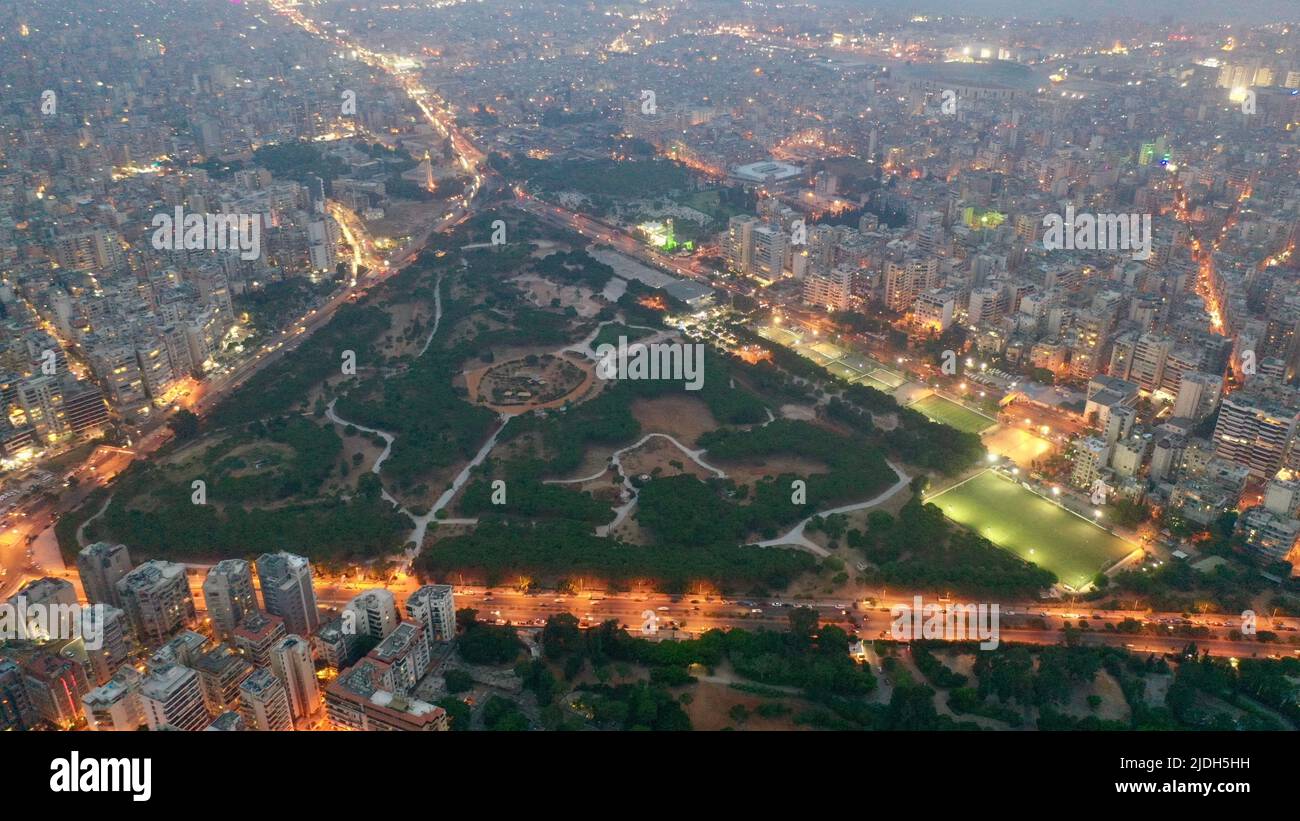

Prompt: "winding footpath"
[417,273,445,358]
[326,272,498,564]
[406,415,509,556]
[564,318,663,359]
[753,460,911,556]
[545,432,727,537]
[325,398,401,510]
[75,493,114,549]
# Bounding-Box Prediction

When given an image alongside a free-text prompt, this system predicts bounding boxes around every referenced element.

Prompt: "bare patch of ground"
[621,436,716,484]
[714,454,829,489]
[1056,668,1131,723]
[631,396,718,447]
[363,200,434,239]
[321,430,388,496]
[608,514,651,545]
[778,403,817,421]
[387,461,464,513]
[376,300,438,359]
[1144,673,1173,708]
[527,240,571,259]
[421,520,480,551]
[443,313,510,348]
[490,431,547,465]
[512,273,605,319]
[683,665,810,731]
[552,447,617,484]
[870,412,899,431]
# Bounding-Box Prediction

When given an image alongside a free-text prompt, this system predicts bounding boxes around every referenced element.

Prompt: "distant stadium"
[899,60,1039,101]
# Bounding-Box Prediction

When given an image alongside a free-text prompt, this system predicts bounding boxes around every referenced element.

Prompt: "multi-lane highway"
[306,579,1300,660]
[0,446,136,599]
[72,562,1285,661]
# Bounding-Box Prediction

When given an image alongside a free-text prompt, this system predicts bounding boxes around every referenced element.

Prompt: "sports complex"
[752,321,1132,590]
[755,323,910,393]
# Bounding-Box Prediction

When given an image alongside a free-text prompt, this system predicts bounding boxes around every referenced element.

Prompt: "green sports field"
[909,394,996,433]
[928,471,1136,590]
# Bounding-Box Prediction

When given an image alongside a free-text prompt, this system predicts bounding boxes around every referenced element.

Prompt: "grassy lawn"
[591,323,653,350]
[928,471,1135,590]
[909,394,996,433]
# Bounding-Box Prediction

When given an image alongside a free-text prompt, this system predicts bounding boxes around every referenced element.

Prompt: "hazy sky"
[865,0,1298,25]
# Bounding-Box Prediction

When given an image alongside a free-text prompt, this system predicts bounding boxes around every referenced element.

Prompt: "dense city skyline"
[0,0,1297,755]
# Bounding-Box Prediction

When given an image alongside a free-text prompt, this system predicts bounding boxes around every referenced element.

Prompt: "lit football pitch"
[908,394,997,433]
[927,471,1136,590]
